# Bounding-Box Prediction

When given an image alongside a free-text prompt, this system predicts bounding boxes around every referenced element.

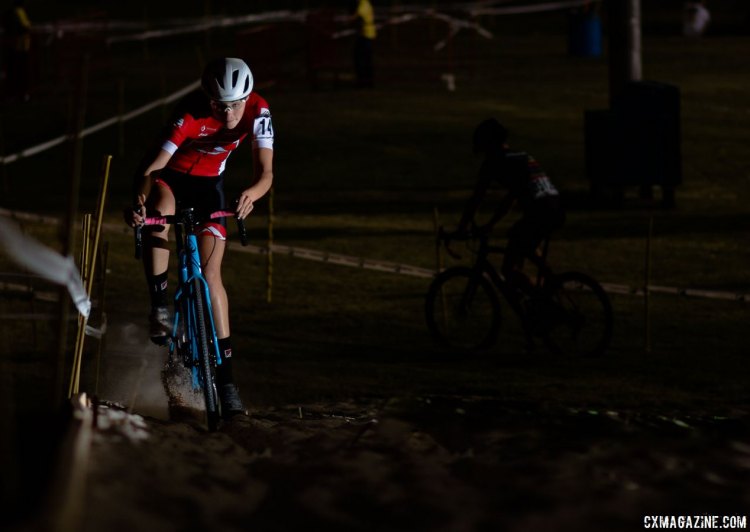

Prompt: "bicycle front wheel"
[192,278,221,431]
[425,267,501,352]
[540,271,614,358]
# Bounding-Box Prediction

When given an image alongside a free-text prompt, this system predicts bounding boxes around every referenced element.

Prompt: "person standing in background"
[683,1,711,37]
[2,0,32,102]
[350,0,376,88]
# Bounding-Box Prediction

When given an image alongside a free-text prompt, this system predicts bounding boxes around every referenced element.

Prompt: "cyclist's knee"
[204,267,224,287]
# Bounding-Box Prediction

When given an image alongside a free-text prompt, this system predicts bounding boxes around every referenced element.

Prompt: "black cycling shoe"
[219,384,247,419]
[149,306,170,346]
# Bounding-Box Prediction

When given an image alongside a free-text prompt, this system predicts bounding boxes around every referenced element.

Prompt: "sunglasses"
[210,99,247,112]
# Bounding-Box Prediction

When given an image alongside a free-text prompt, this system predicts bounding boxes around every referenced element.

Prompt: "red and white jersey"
[161,91,274,177]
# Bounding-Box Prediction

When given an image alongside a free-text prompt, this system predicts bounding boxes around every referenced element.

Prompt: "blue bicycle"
[135,207,247,431]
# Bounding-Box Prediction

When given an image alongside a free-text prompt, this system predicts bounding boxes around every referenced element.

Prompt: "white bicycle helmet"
[201,58,254,102]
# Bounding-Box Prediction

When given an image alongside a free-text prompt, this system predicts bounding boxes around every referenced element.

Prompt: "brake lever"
[236,215,248,246]
[133,205,144,260]
[232,200,249,246]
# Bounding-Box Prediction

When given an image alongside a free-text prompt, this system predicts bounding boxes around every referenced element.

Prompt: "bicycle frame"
[172,219,222,391]
[462,231,552,317]
[134,207,248,423]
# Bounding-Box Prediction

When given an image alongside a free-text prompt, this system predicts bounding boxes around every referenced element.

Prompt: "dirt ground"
[79,395,750,532]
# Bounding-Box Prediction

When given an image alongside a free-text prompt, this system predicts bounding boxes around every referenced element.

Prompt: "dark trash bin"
[585,81,681,206]
[568,10,602,57]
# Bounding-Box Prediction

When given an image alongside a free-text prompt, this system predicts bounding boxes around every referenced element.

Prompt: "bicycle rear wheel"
[425,266,501,352]
[192,278,221,431]
[540,271,613,357]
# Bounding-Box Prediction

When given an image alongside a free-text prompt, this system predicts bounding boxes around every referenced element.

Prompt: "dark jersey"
[480,151,558,210]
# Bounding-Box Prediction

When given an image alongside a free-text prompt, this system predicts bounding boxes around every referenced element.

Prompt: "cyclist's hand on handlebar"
[236,190,255,220]
[125,194,147,228]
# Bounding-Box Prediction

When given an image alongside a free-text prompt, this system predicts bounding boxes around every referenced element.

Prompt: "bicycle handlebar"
[134,208,248,260]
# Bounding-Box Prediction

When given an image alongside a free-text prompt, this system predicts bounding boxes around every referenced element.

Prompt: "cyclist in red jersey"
[126,57,274,418]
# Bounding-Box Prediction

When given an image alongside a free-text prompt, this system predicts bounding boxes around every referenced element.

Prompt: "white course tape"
[471,0,596,16]
[0,80,200,167]
[106,10,307,45]
[0,216,90,318]
[2,208,744,304]
[92,3,594,46]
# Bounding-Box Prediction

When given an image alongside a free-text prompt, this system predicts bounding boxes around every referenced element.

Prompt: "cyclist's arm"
[456,171,492,234]
[482,191,516,231]
[127,148,172,227]
[237,147,273,219]
[137,149,172,200]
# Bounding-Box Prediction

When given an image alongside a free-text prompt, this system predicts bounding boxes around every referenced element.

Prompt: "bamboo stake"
[266,187,274,303]
[94,242,109,397]
[432,207,447,327]
[69,213,91,397]
[69,155,111,397]
[432,207,443,274]
[644,213,653,353]
[117,80,125,157]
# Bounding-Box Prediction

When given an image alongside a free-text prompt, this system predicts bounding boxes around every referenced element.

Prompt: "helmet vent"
[201,58,254,101]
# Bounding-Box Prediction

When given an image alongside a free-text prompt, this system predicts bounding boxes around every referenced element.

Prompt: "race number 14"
[254,116,274,140]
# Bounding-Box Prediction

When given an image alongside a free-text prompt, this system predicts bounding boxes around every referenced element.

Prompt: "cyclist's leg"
[502,219,536,295]
[143,178,176,277]
[144,178,176,341]
[196,177,245,417]
[198,232,229,338]
[194,174,230,339]
[503,218,544,350]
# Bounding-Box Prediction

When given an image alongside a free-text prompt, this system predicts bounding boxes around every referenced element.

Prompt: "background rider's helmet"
[472,118,508,154]
[201,58,254,102]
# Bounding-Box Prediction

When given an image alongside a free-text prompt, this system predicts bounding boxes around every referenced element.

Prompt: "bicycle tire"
[425,266,502,352]
[539,271,614,358]
[192,278,221,431]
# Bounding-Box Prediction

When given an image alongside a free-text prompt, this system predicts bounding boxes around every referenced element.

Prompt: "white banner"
[0,217,90,318]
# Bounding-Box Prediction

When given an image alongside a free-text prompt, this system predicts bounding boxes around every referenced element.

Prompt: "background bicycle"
[136,207,248,431]
[425,226,614,358]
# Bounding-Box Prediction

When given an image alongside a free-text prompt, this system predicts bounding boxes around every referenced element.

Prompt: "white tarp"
[0,216,90,318]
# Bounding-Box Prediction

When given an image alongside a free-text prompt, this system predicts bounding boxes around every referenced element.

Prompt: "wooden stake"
[69,155,112,397]
[644,213,653,353]
[432,207,447,327]
[267,188,274,303]
[117,80,125,157]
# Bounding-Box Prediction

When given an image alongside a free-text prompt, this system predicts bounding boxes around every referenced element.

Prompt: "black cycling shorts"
[153,168,227,238]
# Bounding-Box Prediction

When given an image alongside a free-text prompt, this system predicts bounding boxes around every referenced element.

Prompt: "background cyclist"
[448,118,565,323]
[125,57,274,418]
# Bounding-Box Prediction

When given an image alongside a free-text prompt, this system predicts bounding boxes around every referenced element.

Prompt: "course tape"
[40,2,598,46]
[2,208,743,304]
[0,80,200,167]
[470,0,595,16]
[106,10,307,45]
[0,215,90,317]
